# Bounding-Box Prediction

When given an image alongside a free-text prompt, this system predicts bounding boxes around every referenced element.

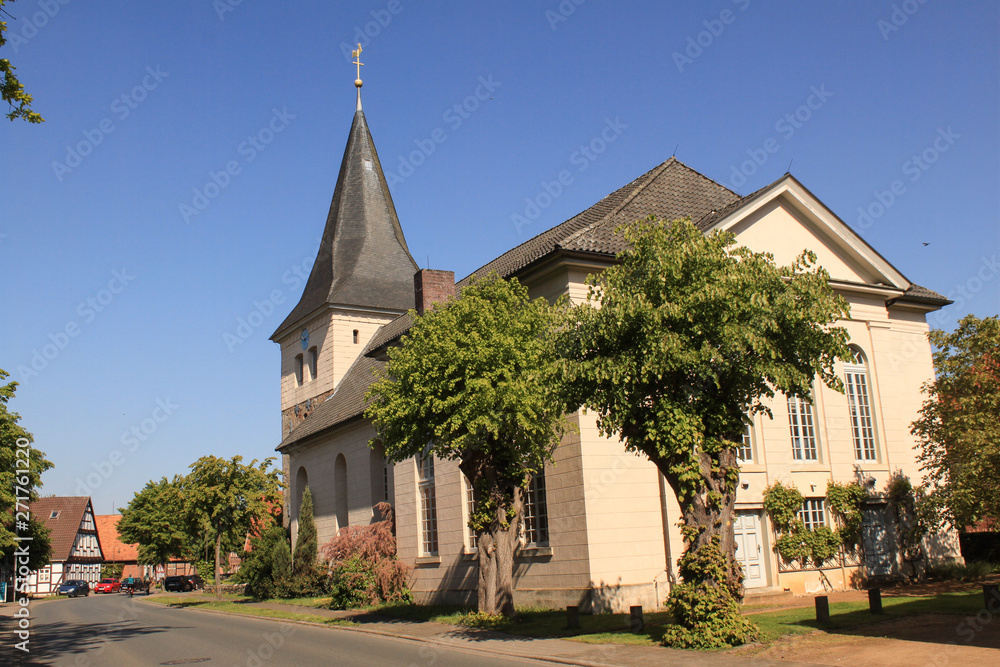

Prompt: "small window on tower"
[364,159,373,171]
[295,354,304,386]
[353,329,359,344]
[308,347,318,381]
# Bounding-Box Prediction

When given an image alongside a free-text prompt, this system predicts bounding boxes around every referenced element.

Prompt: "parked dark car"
[163,576,193,592]
[58,580,90,597]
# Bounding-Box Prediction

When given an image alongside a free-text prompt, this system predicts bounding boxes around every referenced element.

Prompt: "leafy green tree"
[183,455,283,599]
[366,274,570,616]
[912,314,1000,530]
[0,1,44,122]
[558,217,851,647]
[118,477,190,576]
[1,369,53,569]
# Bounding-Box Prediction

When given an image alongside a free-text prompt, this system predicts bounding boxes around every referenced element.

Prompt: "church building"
[271,72,961,609]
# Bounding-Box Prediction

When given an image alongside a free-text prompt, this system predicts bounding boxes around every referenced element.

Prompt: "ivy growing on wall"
[826,480,868,549]
[763,481,854,568]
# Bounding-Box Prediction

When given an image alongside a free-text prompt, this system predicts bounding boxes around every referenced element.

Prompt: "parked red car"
[94,578,121,594]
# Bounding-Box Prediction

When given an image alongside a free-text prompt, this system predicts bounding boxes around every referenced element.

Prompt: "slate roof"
[95,514,139,562]
[30,496,98,562]
[459,157,739,285]
[272,109,419,339]
[278,353,383,450]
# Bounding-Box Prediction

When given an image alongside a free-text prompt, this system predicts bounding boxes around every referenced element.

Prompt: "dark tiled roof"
[30,496,95,562]
[272,110,418,339]
[693,178,782,231]
[459,158,739,285]
[900,283,950,303]
[278,354,383,450]
[363,312,413,356]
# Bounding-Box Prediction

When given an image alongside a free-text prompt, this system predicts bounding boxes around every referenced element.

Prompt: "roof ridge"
[670,156,741,198]
[559,158,675,250]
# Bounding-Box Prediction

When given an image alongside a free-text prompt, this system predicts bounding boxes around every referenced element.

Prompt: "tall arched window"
[334,454,348,530]
[294,354,304,386]
[308,346,318,381]
[844,346,877,461]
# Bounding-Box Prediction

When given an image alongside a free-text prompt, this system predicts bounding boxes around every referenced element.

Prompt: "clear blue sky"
[2,1,997,515]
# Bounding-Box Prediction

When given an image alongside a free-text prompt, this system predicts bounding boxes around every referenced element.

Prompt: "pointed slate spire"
[272,105,418,339]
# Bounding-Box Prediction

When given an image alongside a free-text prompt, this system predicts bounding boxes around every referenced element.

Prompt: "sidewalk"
[139,594,821,667]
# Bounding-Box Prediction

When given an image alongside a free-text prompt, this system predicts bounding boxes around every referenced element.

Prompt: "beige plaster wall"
[278,309,398,412]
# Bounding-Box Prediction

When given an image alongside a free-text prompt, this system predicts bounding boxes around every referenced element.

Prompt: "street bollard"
[815,595,830,625]
[868,587,883,615]
[567,605,580,629]
[630,605,644,632]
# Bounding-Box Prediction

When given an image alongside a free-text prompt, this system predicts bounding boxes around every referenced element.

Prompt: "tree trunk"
[476,532,497,614]
[463,459,524,617]
[494,487,523,617]
[214,531,222,601]
[659,446,743,599]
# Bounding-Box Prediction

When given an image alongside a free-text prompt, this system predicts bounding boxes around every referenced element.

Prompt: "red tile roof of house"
[30,496,96,562]
[95,514,140,562]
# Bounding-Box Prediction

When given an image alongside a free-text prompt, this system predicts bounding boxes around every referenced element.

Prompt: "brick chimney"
[414,269,455,315]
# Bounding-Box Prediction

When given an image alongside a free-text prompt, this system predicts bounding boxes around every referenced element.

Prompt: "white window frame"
[736,421,755,464]
[799,498,827,531]
[844,348,878,461]
[416,453,438,556]
[463,475,477,551]
[521,472,549,547]
[787,395,819,461]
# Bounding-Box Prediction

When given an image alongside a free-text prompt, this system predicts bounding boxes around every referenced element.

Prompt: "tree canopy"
[912,314,1000,531]
[117,476,189,568]
[0,369,53,568]
[184,455,283,598]
[365,273,570,616]
[558,217,851,647]
[1,1,44,122]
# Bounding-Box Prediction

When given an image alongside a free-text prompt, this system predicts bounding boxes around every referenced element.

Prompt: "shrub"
[237,525,289,599]
[323,502,412,608]
[925,559,999,581]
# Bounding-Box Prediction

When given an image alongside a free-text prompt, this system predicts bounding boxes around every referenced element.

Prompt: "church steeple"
[272,67,418,340]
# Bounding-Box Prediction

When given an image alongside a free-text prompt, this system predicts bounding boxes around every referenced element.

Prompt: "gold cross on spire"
[352,43,364,88]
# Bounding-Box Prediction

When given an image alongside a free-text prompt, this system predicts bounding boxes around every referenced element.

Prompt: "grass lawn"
[146,596,357,627]
[750,591,987,642]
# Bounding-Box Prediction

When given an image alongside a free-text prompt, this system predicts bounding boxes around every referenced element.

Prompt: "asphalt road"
[6,594,549,667]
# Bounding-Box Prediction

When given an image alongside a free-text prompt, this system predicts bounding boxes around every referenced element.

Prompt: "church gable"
[706,176,911,290]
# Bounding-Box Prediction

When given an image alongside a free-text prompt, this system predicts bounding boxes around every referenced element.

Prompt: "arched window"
[308,346,318,381]
[844,346,877,461]
[294,354,304,386]
[369,445,389,518]
[416,452,438,555]
[334,454,348,531]
[294,467,308,523]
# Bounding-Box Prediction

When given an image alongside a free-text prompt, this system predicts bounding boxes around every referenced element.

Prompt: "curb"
[138,598,624,667]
